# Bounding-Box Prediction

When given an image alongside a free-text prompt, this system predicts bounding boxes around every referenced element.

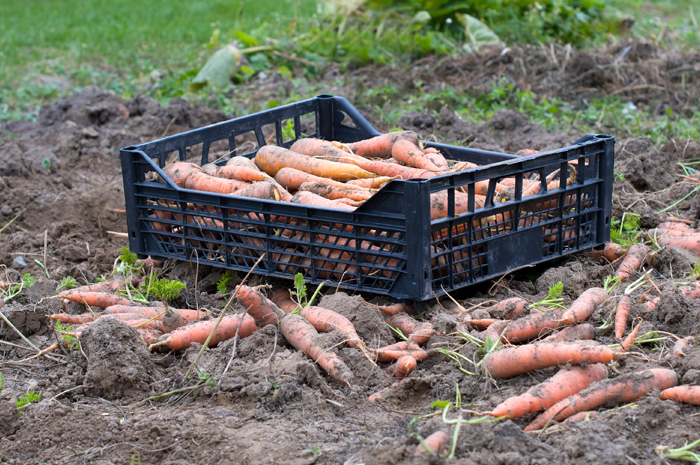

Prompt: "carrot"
[150,314,260,351]
[563,411,597,423]
[60,276,140,295]
[49,313,96,324]
[102,305,205,323]
[163,162,249,194]
[225,156,258,170]
[290,191,356,211]
[136,329,163,346]
[423,149,449,170]
[275,167,369,191]
[465,319,501,328]
[524,368,679,431]
[658,234,700,255]
[615,243,649,280]
[414,430,449,457]
[121,318,163,331]
[481,342,614,378]
[484,297,529,320]
[299,182,373,202]
[655,221,694,231]
[342,131,421,159]
[542,324,595,343]
[335,198,364,207]
[680,282,700,300]
[201,163,272,183]
[373,341,429,363]
[660,385,700,405]
[659,217,694,225]
[614,295,631,340]
[392,139,441,171]
[367,381,401,402]
[232,180,282,201]
[255,145,376,180]
[346,177,393,189]
[586,242,626,262]
[646,228,690,238]
[0,281,10,290]
[385,313,434,345]
[279,314,354,384]
[270,289,299,314]
[236,285,285,327]
[496,308,567,344]
[516,148,540,157]
[619,320,642,351]
[430,190,486,221]
[673,336,694,357]
[482,319,510,343]
[644,295,660,312]
[560,288,609,325]
[387,355,417,379]
[56,291,135,309]
[300,306,365,350]
[136,256,163,271]
[368,301,412,316]
[485,364,608,419]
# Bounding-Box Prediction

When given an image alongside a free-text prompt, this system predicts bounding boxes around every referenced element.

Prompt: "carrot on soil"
[300,305,365,350]
[55,291,135,309]
[496,308,567,344]
[660,385,700,405]
[619,320,643,351]
[614,295,631,340]
[236,285,285,327]
[559,288,609,325]
[542,324,596,343]
[385,312,435,345]
[563,411,598,423]
[481,342,614,378]
[525,368,679,431]
[49,313,96,324]
[615,243,649,280]
[386,355,417,379]
[483,297,529,320]
[373,341,429,363]
[150,314,260,351]
[279,314,354,384]
[673,336,694,357]
[485,364,608,419]
[414,430,449,457]
[102,305,205,323]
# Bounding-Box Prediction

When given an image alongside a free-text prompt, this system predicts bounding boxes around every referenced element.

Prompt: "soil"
[2,40,700,464]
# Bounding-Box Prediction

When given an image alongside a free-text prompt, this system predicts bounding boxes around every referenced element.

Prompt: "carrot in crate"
[201,163,272,183]
[290,191,356,211]
[255,145,376,180]
[299,182,373,202]
[275,167,370,191]
[346,177,394,189]
[338,131,421,159]
[162,162,249,193]
[392,139,441,171]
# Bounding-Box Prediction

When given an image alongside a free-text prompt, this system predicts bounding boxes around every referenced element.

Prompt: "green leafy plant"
[113,246,141,276]
[529,281,565,312]
[54,320,79,350]
[386,323,408,340]
[290,273,324,311]
[2,273,36,302]
[610,213,641,248]
[198,369,217,387]
[41,157,51,173]
[16,390,41,415]
[216,270,234,294]
[56,276,77,292]
[151,279,185,304]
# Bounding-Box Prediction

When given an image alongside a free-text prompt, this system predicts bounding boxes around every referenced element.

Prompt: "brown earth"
[2,41,700,464]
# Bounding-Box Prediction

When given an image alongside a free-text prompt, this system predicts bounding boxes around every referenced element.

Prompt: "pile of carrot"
[147,132,580,282]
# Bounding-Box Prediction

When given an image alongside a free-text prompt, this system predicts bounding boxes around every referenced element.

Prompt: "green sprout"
[2,273,36,302]
[216,270,234,294]
[56,276,78,292]
[54,320,79,350]
[656,438,700,463]
[16,390,41,415]
[290,272,324,311]
[529,281,565,312]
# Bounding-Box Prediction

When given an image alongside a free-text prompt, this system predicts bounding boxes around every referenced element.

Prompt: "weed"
[55,320,79,350]
[56,276,78,292]
[41,158,51,173]
[16,390,41,415]
[216,270,234,294]
[1,273,35,303]
[610,213,641,248]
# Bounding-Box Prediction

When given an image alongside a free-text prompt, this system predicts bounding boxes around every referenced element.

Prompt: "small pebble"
[13,256,27,267]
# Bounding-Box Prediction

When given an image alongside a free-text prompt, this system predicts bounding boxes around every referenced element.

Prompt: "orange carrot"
[369,301,413,316]
[680,282,700,300]
[496,308,567,344]
[673,336,694,356]
[563,411,597,423]
[560,288,609,325]
[300,305,365,350]
[255,145,376,180]
[49,313,95,324]
[482,319,510,342]
[655,221,695,231]
[485,364,608,419]
[660,385,700,405]
[162,162,249,194]
[102,305,205,323]
[484,297,529,320]
[619,320,642,351]
[586,242,626,262]
[225,156,258,170]
[236,285,285,327]
[465,319,501,328]
[229,180,281,201]
[525,368,679,431]
[373,341,429,363]
[136,329,163,346]
[335,198,364,207]
[290,191,356,211]
[481,342,614,378]
[57,291,135,309]
[644,295,660,312]
[423,149,449,170]
[279,314,354,384]
[659,217,694,225]
[658,234,700,255]
[201,163,272,183]
[150,314,260,351]
[614,295,631,340]
[270,289,299,314]
[387,355,417,379]
[392,139,441,171]
[346,177,393,189]
[299,182,373,202]
[342,131,421,159]
[414,430,449,457]
[615,243,649,280]
[385,313,435,345]
[542,324,595,343]
[275,167,369,191]
[136,256,163,271]
[121,318,163,331]
[647,228,691,238]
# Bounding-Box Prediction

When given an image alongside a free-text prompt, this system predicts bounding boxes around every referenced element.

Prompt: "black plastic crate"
[120,94,614,303]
